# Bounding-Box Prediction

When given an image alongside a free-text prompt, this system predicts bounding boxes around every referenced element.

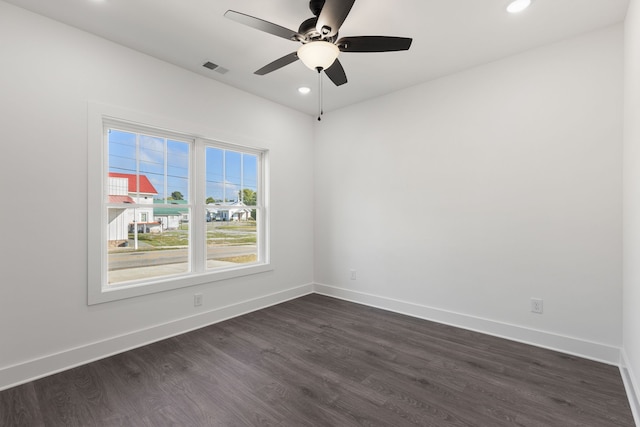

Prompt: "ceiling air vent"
[203,62,229,74]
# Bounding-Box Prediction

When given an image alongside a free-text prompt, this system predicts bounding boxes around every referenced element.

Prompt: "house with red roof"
[107,173,159,246]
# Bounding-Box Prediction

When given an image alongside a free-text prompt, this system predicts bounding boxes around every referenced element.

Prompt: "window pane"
[167,140,190,203]
[206,147,224,204]
[241,154,258,207]
[205,147,258,269]
[206,211,258,268]
[225,150,242,202]
[107,215,190,284]
[139,134,165,199]
[106,128,191,286]
[108,130,136,173]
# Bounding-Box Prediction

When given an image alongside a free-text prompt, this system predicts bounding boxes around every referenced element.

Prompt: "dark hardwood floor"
[0,294,635,426]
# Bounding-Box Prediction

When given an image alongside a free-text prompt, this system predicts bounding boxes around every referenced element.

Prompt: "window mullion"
[257,151,268,264]
[192,139,206,273]
[164,138,168,202]
[222,150,226,203]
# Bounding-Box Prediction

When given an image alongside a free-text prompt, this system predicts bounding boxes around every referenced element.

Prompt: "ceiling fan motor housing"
[298,17,336,43]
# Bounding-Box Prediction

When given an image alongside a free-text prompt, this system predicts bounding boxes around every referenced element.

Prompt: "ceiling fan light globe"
[297,41,340,71]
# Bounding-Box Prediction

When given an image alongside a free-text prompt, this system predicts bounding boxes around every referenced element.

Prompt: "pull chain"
[317,67,323,121]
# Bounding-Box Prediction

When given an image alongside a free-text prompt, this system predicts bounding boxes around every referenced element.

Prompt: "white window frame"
[88,103,271,305]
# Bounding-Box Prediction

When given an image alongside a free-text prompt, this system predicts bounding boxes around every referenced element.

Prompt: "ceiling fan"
[224,0,413,87]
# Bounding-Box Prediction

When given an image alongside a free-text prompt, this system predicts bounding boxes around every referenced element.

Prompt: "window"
[88,104,270,304]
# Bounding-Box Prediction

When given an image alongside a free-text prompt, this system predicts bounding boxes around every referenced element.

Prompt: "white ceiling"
[4,0,630,116]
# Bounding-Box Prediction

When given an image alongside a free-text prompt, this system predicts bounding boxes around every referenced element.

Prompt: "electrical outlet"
[350,269,357,280]
[531,298,543,314]
[194,293,203,307]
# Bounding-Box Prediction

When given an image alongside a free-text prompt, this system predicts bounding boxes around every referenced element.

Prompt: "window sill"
[88,263,273,305]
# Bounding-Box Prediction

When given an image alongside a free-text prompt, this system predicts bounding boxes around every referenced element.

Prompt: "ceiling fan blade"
[324,59,348,86]
[337,36,413,52]
[224,10,299,41]
[254,52,299,75]
[316,0,356,38]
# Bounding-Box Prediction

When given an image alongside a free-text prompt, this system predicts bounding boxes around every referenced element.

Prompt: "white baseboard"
[0,284,314,392]
[314,283,621,366]
[0,283,626,396]
[621,350,640,426]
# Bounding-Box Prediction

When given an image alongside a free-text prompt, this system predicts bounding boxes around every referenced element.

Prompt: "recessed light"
[507,0,532,13]
[298,87,311,95]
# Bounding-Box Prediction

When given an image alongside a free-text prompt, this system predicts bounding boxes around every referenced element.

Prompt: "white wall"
[0,0,633,401]
[315,25,624,363]
[0,2,314,389]
[624,0,640,421]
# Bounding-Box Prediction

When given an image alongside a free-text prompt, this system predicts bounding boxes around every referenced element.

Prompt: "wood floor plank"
[0,383,45,427]
[0,294,634,426]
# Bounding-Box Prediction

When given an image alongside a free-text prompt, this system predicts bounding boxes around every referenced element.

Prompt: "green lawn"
[124,221,257,249]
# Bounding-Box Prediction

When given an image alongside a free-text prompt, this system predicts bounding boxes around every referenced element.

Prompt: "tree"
[241,188,257,206]
[170,191,184,200]
[205,196,215,204]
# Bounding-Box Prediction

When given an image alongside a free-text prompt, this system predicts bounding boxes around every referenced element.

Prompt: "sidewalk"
[108,259,238,284]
